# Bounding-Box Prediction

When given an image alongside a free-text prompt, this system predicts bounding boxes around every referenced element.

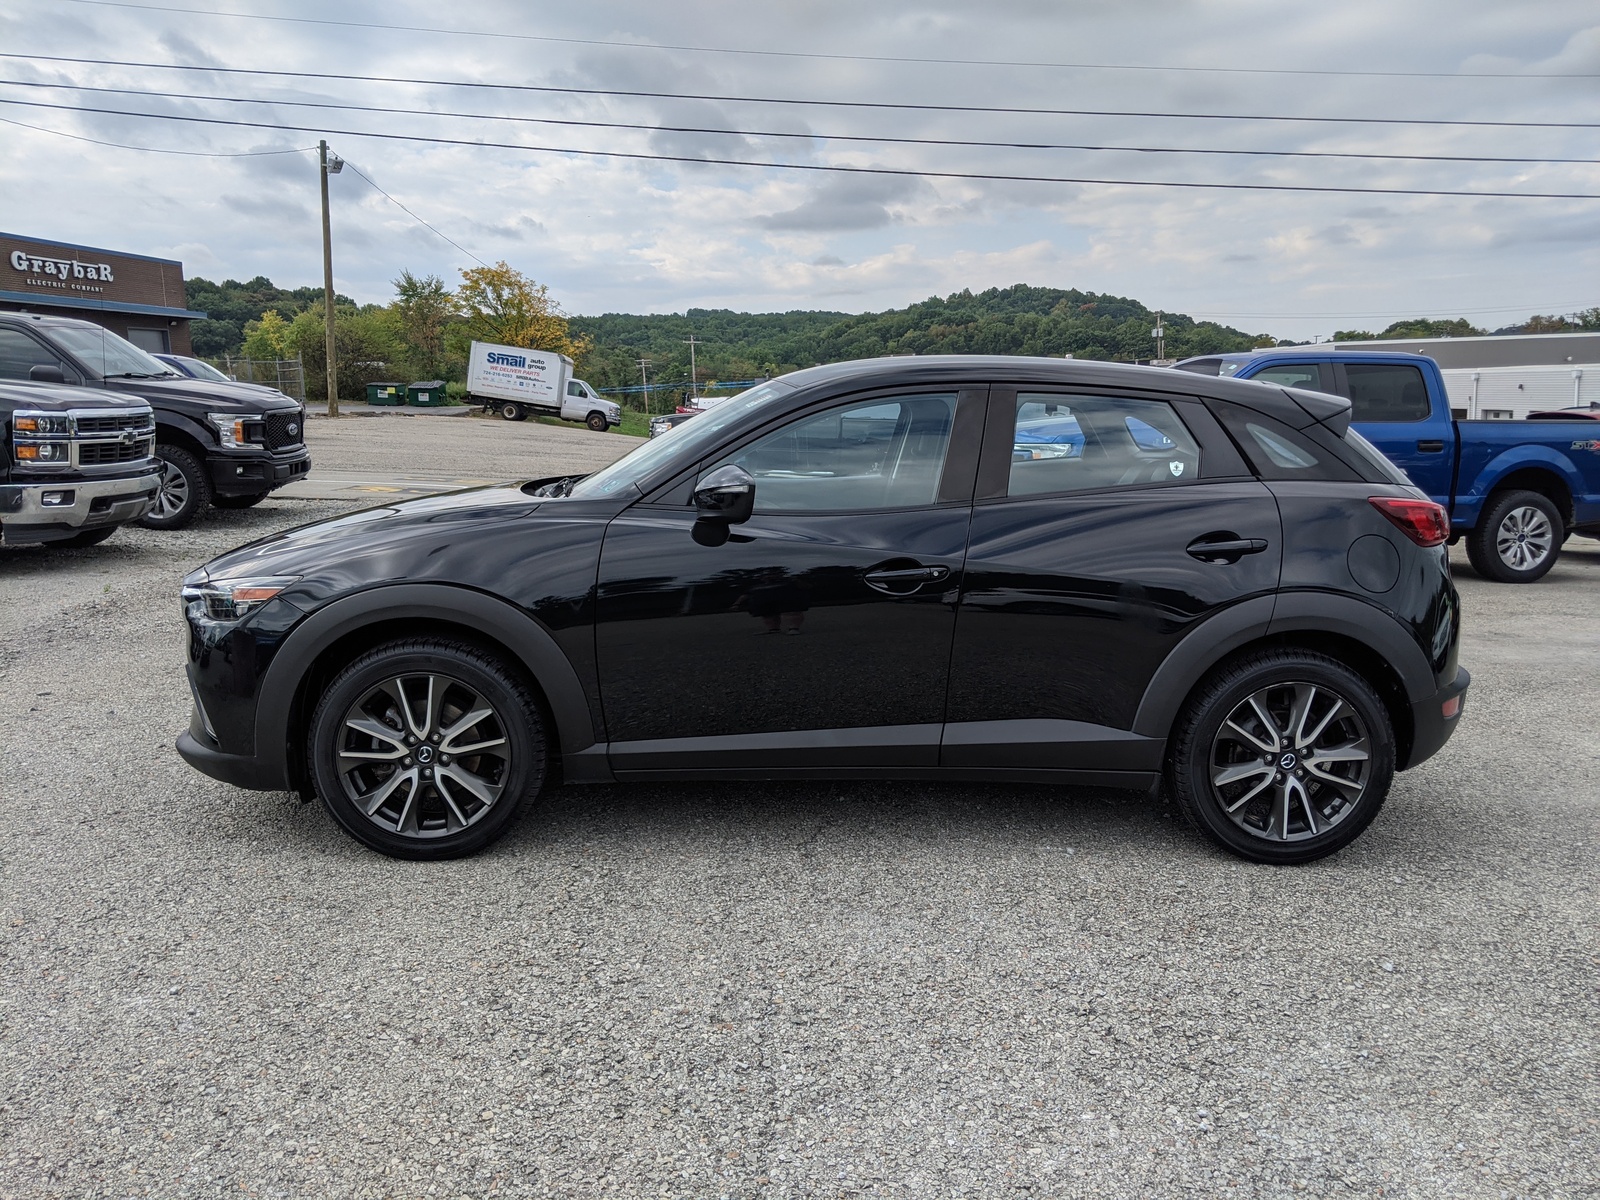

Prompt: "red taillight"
[1369,496,1451,547]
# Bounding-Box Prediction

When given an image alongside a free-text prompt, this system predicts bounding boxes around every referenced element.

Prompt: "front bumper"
[209,445,311,497]
[0,468,160,543]
[1402,665,1470,770]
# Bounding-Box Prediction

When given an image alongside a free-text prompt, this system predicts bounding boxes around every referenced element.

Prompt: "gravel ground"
[2,418,1596,1198]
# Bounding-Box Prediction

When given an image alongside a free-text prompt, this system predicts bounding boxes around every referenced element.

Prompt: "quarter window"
[710,393,958,512]
[1007,393,1200,496]
[1344,363,1431,423]
[1213,404,1360,482]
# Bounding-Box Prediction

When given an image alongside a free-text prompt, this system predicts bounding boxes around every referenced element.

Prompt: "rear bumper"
[0,468,160,542]
[1402,666,1470,770]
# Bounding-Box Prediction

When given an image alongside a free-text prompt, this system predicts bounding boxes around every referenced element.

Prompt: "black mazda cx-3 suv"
[176,356,1467,864]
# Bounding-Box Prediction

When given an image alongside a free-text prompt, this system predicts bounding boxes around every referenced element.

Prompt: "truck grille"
[264,409,304,450]
[75,411,156,435]
[78,437,155,465]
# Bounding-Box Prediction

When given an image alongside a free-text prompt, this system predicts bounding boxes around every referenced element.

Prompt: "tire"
[138,444,211,530]
[1168,650,1396,865]
[1465,489,1563,583]
[212,491,270,510]
[307,638,548,860]
[45,527,116,549]
[500,402,527,422]
[585,411,608,432]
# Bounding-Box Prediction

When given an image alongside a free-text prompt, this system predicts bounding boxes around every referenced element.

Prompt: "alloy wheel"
[336,672,512,839]
[1208,682,1372,843]
[1495,505,1554,573]
[152,460,191,520]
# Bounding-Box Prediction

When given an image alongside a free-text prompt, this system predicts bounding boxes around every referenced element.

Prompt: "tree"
[240,309,292,360]
[285,306,402,403]
[391,271,456,379]
[453,261,588,359]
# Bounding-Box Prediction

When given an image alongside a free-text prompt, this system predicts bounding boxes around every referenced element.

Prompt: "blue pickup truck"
[1174,350,1600,582]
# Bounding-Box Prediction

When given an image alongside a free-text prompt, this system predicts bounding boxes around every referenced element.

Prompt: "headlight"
[207,412,263,448]
[14,413,71,435]
[15,441,70,464]
[181,576,300,621]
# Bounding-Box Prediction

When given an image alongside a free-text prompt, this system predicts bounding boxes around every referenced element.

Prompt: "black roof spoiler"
[1285,386,1352,436]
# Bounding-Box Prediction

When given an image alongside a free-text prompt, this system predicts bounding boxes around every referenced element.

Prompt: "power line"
[338,159,487,267]
[40,0,1600,81]
[0,111,312,156]
[5,79,1597,167]
[5,98,1597,200]
[6,54,1599,131]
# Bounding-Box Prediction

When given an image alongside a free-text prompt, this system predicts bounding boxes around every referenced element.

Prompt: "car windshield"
[179,356,232,383]
[566,380,794,499]
[51,325,177,378]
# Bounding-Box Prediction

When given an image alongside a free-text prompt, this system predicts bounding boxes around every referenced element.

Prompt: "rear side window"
[1344,363,1431,423]
[1253,363,1335,394]
[1008,393,1201,496]
[1212,403,1360,482]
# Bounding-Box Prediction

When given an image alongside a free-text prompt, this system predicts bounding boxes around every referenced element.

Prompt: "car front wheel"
[138,444,211,530]
[307,638,548,859]
[585,411,608,432]
[1168,650,1396,865]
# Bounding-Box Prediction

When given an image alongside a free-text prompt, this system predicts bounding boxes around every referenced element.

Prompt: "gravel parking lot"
[2,416,1596,1199]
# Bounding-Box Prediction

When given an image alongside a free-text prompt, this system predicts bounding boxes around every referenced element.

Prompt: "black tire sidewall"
[138,444,210,529]
[586,412,607,432]
[1468,490,1562,583]
[1171,653,1396,865]
[309,642,547,859]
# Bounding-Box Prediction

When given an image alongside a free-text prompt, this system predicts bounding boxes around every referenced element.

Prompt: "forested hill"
[570,284,1265,392]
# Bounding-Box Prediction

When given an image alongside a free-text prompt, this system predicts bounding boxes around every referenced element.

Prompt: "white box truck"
[465,341,621,431]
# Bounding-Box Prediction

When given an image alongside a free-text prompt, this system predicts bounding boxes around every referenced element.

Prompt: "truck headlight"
[207,412,263,448]
[15,441,69,464]
[14,414,71,435]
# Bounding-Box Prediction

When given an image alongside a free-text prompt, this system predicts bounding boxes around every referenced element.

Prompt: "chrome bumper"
[0,467,161,540]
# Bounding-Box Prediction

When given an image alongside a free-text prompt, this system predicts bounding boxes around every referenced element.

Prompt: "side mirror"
[29,364,66,384]
[693,464,755,525]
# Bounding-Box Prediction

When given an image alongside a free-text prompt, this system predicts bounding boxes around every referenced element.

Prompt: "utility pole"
[1152,310,1166,364]
[636,357,653,413]
[319,140,343,416]
[683,334,701,401]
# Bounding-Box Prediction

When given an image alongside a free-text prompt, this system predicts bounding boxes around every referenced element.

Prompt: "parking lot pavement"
[2,425,1596,1196]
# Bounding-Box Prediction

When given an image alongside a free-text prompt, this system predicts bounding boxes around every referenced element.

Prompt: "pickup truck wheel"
[138,444,210,530]
[212,491,270,509]
[1466,490,1561,583]
[1168,650,1395,865]
[499,402,527,421]
[46,527,116,549]
[585,411,608,432]
[307,638,549,860]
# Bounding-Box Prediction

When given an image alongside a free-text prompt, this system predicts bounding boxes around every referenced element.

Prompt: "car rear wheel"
[1466,489,1562,583]
[138,444,211,530]
[1169,650,1395,865]
[500,402,526,421]
[585,410,608,432]
[308,638,548,860]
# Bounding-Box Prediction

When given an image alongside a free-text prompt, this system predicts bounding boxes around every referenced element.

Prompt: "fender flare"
[253,583,598,783]
[1131,591,1437,739]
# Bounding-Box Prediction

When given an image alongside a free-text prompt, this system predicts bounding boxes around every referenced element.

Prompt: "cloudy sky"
[1,0,1597,339]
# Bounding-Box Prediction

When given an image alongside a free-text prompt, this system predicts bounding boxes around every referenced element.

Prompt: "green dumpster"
[407,379,447,407]
[366,382,404,405]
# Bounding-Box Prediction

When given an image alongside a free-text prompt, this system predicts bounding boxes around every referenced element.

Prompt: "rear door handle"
[863,565,950,594]
[1417,440,1445,452]
[1186,535,1269,564]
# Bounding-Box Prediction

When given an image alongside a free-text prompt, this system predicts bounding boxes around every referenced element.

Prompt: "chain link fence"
[220,355,306,402]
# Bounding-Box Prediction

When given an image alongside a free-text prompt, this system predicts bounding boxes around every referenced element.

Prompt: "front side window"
[1344,363,1431,423]
[1008,393,1200,496]
[0,329,66,381]
[709,393,958,512]
[567,381,583,398]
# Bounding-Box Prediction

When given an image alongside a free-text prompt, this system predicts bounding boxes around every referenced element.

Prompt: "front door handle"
[863,564,950,594]
[1417,439,1445,452]
[1186,534,1269,564]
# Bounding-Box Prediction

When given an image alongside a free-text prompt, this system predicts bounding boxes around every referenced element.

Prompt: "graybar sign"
[10,250,115,282]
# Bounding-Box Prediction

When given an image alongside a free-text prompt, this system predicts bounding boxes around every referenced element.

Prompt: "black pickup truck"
[0,313,310,529]
[1,380,160,547]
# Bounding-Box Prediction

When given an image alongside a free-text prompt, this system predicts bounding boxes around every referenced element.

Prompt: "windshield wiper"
[102,371,171,379]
